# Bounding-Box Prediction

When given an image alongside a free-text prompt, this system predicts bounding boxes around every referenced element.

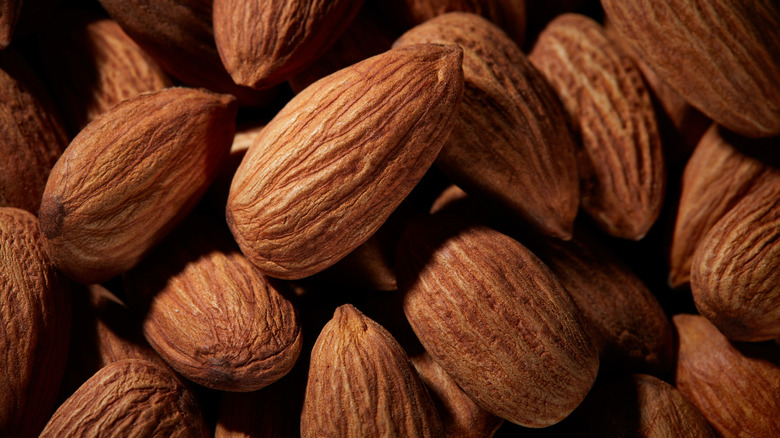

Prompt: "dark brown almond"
[125,216,303,391]
[602,0,780,138]
[529,13,665,240]
[41,359,209,437]
[674,314,780,436]
[39,87,237,284]
[301,304,444,437]
[0,49,68,214]
[227,44,464,280]
[394,12,580,240]
[0,207,71,437]
[691,172,780,341]
[397,215,599,427]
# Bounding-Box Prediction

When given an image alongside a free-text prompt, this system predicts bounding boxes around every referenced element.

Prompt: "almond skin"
[674,314,780,436]
[529,13,665,240]
[227,44,464,280]
[39,87,237,284]
[41,359,209,437]
[691,172,780,342]
[669,124,779,288]
[602,0,780,138]
[397,215,599,427]
[0,49,68,214]
[394,12,580,240]
[214,0,364,90]
[301,304,444,437]
[124,216,303,392]
[0,208,71,437]
[35,12,172,136]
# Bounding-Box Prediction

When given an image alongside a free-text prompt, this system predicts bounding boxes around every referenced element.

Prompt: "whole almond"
[41,359,209,437]
[35,12,172,136]
[529,13,665,240]
[691,172,780,342]
[39,87,237,284]
[0,49,68,214]
[227,44,464,280]
[394,12,580,239]
[0,207,71,437]
[124,216,303,391]
[669,124,779,288]
[397,215,599,427]
[214,0,364,90]
[301,304,444,437]
[674,314,780,436]
[602,0,780,138]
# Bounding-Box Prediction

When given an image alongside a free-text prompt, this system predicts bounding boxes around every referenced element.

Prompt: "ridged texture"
[381,0,526,46]
[691,172,780,341]
[227,44,464,280]
[411,352,502,438]
[602,0,780,138]
[674,314,780,436]
[214,0,364,89]
[669,125,779,288]
[125,217,303,391]
[35,12,172,136]
[40,359,209,437]
[97,0,274,106]
[529,13,665,240]
[395,13,580,240]
[0,208,70,438]
[0,0,20,48]
[397,215,599,427]
[532,229,673,373]
[301,304,444,437]
[39,87,237,284]
[0,49,68,214]
[573,374,716,437]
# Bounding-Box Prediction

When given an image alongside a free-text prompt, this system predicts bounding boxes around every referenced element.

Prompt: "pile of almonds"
[2,0,779,436]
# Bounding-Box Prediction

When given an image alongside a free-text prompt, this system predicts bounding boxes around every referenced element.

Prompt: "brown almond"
[397,215,599,427]
[691,172,780,341]
[602,0,780,138]
[301,304,444,437]
[41,359,209,437]
[124,216,303,391]
[0,49,68,214]
[214,0,363,90]
[227,44,464,280]
[394,12,580,240]
[39,87,237,284]
[674,314,780,436]
[529,13,665,240]
[411,351,503,438]
[0,0,20,48]
[0,207,71,437]
[35,12,172,136]
[669,124,779,288]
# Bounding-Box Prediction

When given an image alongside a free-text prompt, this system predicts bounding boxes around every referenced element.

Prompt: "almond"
[691,171,780,341]
[301,304,444,437]
[227,44,463,280]
[0,208,71,437]
[669,124,779,288]
[124,216,303,391]
[39,87,237,284]
[674,314,780,436]
[0,0,20,48]
[214,0,364,90]
[529,13,665,240]
[35,12,172,136]
[41,359,209,437]
[394,12,580,239]
[602,0,780,138]
[0,49,68,214]
[396,214,598,427]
